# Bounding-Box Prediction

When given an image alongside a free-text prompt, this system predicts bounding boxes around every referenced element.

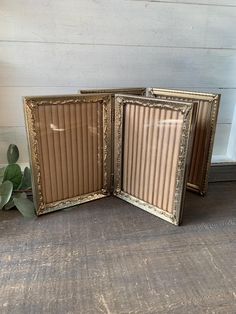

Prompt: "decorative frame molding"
[147,88,220,195]
[113,94,193,225]
[79,87,147,96]
[24,94,112,215]
[24,89,217,225]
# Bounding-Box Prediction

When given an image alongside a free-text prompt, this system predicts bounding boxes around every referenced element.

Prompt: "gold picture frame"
[147,88,220,195]
[113,95,193,225]
[24,89,216,225]
[80,87,146,96]
[24,94,112,215]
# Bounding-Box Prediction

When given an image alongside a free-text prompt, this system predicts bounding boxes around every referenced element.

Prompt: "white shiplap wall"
[0,0,236,164]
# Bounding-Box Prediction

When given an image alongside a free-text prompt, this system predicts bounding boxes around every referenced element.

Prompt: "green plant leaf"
[4,199,14,210]
[7,144,19,164]
[16,192,27,199]
[0,167,6,184]
[0,167,5,176]
[18,167,31,190]
[3,164,23,190]
[0,180,13,210]
[4,192,27,210]
[13,197,36,218]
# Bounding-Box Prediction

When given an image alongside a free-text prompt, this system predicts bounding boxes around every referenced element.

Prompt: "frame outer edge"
[201,94,221,195]
[113,94,193,225]
[147,88,221,195]
[24,94,113,215]
[23,97,42,214]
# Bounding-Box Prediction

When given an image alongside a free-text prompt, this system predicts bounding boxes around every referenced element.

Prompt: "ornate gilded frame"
[147,88,220,195]
[24,94,112,215]
[113,95,193,225]
[79,87,147,96]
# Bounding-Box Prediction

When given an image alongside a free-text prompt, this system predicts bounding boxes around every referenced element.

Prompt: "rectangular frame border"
[113,94,193,225]
[24,94,112,215]
[79,87,147,96]
[147,88,220,195]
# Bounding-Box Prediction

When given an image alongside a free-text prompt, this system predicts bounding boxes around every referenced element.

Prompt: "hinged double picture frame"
[24,87,219,225]
[81,88,220,195]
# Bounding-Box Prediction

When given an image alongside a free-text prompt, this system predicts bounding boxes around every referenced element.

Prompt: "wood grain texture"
[133,0,236,6]
[1,43,236,88]
[1,0,236,49]
[0,181,235,313]
[209,164,236,182]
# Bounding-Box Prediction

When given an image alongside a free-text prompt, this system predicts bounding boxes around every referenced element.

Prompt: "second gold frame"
[113,95,193,225]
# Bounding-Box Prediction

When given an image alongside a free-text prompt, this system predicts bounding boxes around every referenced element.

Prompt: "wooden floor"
[0,182,235,314]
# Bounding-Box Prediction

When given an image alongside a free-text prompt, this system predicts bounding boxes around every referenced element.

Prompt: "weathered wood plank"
[133,0,236,6]
[1,0,236,49]
[1,0,236,165]
[0,182,235,313]
[209,164,236,182]
[1,43,236,88]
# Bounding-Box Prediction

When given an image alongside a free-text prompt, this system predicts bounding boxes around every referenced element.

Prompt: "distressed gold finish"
[24,89,213,225]
[147,88,220,195]
[80,88,146,189]
[24,94,112,215]
[113,95,193,225]
[80,88,146,96]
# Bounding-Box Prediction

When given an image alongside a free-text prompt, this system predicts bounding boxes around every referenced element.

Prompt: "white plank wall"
[0,0,236,164]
